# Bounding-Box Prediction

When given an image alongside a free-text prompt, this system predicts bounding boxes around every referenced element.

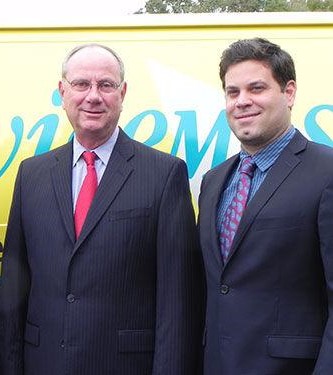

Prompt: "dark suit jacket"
[0,128,205,375]
[198,130,333,375]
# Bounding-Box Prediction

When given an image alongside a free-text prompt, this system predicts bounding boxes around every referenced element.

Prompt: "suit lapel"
[74,129,134,250]
[225,130,307,265]
[51,142,76,244]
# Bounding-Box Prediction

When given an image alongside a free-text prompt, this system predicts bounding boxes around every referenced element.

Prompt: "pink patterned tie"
[220,157,256,262]
[74,151,97,239]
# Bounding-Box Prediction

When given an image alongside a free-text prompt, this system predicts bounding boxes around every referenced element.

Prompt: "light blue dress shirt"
[217,127,296,232]
[72,126,119,210]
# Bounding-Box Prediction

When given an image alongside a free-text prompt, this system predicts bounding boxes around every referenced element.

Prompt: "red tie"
[74,151,98,238]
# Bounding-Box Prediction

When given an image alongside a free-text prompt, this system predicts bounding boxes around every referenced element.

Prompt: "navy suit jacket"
[198,130,333,374]
[0,128,205,375]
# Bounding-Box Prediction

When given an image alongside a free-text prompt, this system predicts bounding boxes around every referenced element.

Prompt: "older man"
[0,43,205,375]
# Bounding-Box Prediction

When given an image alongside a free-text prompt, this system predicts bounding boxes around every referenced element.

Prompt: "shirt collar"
[239,127,296,172]
[73,126,119,167]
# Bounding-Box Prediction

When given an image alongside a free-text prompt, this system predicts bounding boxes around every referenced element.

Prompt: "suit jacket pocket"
[109,207,150,221]
[254,217,307,231]
[118,329,154,353]
[267,335,321,359]
[24,321,40,346]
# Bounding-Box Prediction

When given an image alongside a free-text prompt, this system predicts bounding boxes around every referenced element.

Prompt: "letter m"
[171,110,231,178]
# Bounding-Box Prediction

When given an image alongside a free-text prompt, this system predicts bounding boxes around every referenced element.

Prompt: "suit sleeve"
[313,178,333,373]
[152,158,205,375]
[0,163,30,375]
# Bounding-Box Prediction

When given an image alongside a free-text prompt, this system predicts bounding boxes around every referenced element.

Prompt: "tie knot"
[83,151,96,166]
[239,157,256,177]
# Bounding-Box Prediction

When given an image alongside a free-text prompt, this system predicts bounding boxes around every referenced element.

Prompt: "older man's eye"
[98,81,120,93]
[72,80,91,90]
[100,81,113,89]
[98,80,122,93]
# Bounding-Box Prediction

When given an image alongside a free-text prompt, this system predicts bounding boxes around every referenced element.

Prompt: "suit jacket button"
[220,284,229,294]
[67,293,75,303]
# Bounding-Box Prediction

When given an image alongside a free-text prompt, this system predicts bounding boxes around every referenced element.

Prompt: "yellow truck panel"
[1,13,333,247]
